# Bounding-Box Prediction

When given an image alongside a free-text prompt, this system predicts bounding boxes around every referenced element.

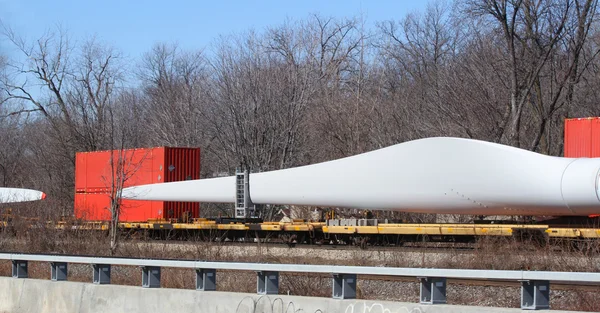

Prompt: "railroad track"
[137,237,478,252]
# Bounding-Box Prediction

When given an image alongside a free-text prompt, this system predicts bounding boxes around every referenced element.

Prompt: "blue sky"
[1,0,429,60]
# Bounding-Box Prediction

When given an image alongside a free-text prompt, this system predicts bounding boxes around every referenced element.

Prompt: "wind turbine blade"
[121,176,235,203]
[0,188,46,204]
[121,137,600,216]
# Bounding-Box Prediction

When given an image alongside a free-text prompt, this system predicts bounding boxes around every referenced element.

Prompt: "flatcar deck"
[20,220,597,241]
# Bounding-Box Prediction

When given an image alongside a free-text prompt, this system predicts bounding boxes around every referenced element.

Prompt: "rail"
[1,253,598,310]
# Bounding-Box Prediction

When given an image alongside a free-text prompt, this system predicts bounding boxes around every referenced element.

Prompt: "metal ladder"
[235,168,256,219]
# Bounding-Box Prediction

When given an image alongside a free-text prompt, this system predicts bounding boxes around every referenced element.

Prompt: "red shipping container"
[564,117,600,157]
[74,147,201,222]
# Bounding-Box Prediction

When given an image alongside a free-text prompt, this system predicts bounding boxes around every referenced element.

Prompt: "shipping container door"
[565,118,592,157]
[591,118,600,157]
[74,153,87,192]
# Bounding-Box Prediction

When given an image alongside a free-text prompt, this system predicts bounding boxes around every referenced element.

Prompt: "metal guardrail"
[1,253,598,310]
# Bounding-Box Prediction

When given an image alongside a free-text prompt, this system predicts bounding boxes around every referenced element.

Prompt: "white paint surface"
[121,137,600,216]
[0,187,45,204]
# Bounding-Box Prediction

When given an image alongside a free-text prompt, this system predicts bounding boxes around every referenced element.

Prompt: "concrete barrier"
[0,277,585,313]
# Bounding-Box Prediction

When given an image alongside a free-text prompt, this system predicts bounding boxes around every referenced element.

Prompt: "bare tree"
[105,109,144,254]
[0,111,27,187]
[529,0,599,154]
[464,0,573,148]
[569,23,600,118]
[208,30,315,172]
[69,37,125,151]
[139,44,209,146]
[378,1,469,141]
[305,15,368,159]
[1,26,127,212]
[2,26,125,150]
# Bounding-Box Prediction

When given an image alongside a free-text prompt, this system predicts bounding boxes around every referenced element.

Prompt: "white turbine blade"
[0,188,46,204]
[121,137,600,216]
[122,176,236,203]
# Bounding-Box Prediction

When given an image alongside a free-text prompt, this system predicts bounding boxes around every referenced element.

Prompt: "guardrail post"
[257,271,279,295]
[11,260,28,278]
[92,264,111,284]
[196,269,216,291]
[520,280,549,310]
[141,266,161,288]
[51,262,68,281]
[419,277,447,304]
[332,273,356,299]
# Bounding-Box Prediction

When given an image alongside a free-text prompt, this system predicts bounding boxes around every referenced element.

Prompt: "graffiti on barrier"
[344,302,424,313]
[235,296,425,313]
[235,295,325,313]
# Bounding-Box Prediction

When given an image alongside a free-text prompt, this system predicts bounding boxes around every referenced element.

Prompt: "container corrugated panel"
[77,149,165,190]
[592,119,600,157]
[74,147,201,222]
[74,194,167,221]
[564,117,600,157]
[163,148,201,220]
